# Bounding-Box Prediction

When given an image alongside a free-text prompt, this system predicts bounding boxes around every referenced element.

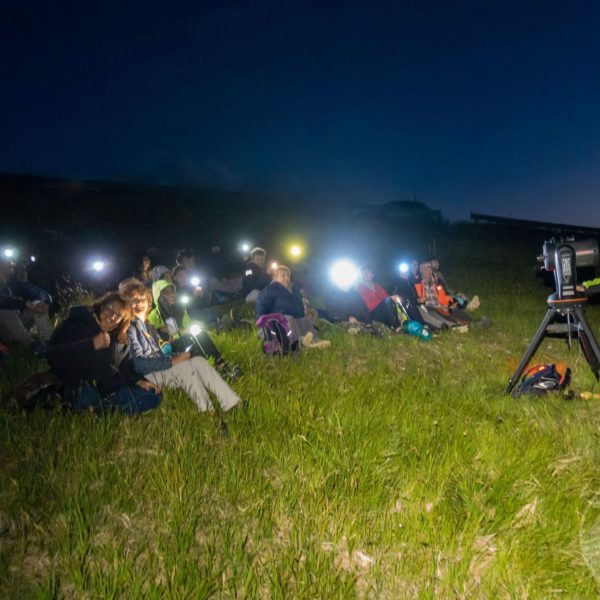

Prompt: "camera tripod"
[506,293,600,394]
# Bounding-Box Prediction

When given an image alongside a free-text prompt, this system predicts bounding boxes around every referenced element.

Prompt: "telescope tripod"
[506,295,600,394]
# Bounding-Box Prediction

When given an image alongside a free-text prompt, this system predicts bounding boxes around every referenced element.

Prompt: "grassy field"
[2,231,600,598]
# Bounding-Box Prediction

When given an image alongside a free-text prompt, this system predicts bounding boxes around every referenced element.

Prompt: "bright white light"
[330,260,359,289]
[399,262,409,274]
[180,295,190,305]
[92,260,105,272]
[290,245,301,257]
[3,248,14,258]
[30,255,36,262]
[189,324,202,336]
[190,276,201,287]
[241,243,250,253]
[271,262,278,270]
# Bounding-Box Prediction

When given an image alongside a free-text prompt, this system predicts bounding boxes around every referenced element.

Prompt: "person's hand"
[93,331,110,350]
[349,316,359,324]
[25,300,48,314]
[171,352,191,365]
[390,294,402,304]
[137,379,161,394]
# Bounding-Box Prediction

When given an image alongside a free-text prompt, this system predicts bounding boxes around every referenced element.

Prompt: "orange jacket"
[414,281,454,308]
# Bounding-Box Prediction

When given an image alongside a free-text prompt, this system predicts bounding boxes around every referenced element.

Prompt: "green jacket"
[583,277,600,296]
[148,279,191,335]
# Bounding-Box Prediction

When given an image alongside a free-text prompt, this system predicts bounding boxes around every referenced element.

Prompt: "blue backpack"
[256,313,299,356]
[512,364,571,398]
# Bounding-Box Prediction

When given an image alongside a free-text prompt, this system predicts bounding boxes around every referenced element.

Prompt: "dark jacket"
[127,318,172,375]
[256,282,305,319]
[0,280,51,311]
[242,263,272,296]
[325,288,371,323]
[47,306,138,394]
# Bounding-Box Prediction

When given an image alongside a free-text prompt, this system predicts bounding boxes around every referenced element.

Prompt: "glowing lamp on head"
[30,255,36,263]
[399,262,409,274]
[189,323,202,336]
[330,260,359,290]
[92,260,105,272]
[3,248,15,258]
[271,261,278,270]
[290,245,302,258]
[180,295,190,305]
[241,242,251,253]
[190,276,201,287]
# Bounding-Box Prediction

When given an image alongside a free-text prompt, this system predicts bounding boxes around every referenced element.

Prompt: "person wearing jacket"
[120,282,241,413]
[354,265,403,331]
[242,247,272,303]
[256,265,329,348]
[415,263,470,326]
[0,257,53,347]
[46,292,161,414]
[140,280,241,380]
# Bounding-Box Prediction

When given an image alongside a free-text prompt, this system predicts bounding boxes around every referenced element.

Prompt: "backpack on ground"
[512,363,571,398]
[256,313,299,356]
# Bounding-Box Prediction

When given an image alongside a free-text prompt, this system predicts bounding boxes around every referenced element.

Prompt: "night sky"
[2,1,600,224]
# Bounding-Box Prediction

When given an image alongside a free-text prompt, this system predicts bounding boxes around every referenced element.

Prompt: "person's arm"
[0,293,26,310]
[256,286,273,318]
[127,327,173,374]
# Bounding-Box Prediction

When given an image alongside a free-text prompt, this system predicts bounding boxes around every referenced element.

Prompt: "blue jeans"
[68,381,161,415]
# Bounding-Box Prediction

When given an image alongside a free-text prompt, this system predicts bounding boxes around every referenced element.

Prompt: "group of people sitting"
[0,244,485,417]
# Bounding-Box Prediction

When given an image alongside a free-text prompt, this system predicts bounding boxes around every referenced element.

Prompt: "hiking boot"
[300,332,314,348]
[306,339,331,349]
[466,295,480,311]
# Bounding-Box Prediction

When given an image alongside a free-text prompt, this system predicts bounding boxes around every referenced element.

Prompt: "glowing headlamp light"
[399,262,409,274]
[189,323,202,336]
[330,260,359,289]
[190,276,201,287]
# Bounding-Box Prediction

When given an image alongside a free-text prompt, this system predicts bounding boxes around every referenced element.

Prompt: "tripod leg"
[506,308,557,394]
[574,308,600,380]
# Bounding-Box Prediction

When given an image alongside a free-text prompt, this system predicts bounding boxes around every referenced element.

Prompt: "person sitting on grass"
[242,247,272,303]
[354,265,403,332]
[119,282,241,414]
[429,259,480,311]
[256,265,330,349]
[414,262,472,327]
[144,279,241,380]
[0,256,54,351]
[46,292,161,414]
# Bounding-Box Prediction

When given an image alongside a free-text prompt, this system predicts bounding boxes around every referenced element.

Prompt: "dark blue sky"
[2,1,599,223]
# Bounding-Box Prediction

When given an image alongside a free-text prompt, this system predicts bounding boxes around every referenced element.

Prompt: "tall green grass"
[2,234,600,597]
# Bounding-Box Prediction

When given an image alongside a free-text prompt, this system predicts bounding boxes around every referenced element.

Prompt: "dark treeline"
[3,173,584,296]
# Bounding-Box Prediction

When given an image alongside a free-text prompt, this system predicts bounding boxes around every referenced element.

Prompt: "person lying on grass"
[46,292,161,415]
[143,279,241,380]
[256,265,330,349]
[120,282,242,413]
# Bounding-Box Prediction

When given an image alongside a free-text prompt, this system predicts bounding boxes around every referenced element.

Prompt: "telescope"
[538,237,599,273]
[507,237,600,394]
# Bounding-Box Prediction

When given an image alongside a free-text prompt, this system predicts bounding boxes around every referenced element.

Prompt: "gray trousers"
[285,315,318,341]
[145,356,240,412]
[0,308,53,345]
